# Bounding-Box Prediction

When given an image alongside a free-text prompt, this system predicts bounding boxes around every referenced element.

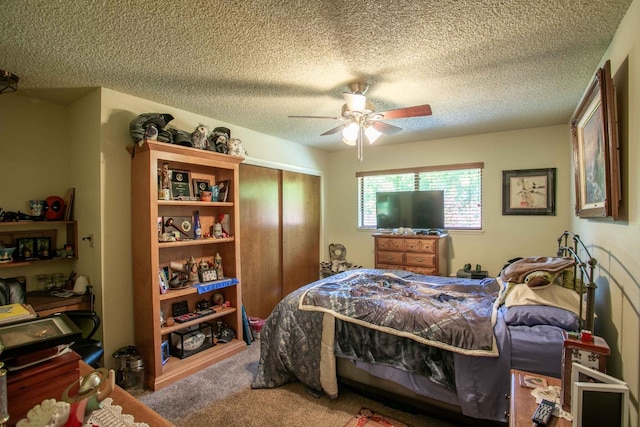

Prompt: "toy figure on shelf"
[158,162,171,200]
[190,124,209,150]
[214,252,224,278]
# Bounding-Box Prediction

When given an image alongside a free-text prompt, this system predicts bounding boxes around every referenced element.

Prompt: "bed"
[251,231,597,424]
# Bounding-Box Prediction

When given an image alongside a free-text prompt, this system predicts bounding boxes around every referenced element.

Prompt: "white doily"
[531,385,573,421]
[85,398,149,427]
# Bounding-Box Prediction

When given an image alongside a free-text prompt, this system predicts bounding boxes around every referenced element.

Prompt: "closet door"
[239,164,321,319]
[281,170,320,297]
[239,164,282,320]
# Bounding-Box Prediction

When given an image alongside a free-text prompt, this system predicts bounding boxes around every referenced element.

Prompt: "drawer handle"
[386,256,394,261]
[415,258,423,262]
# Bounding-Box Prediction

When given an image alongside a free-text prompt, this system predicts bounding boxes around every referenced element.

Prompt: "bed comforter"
[252,269,512,422]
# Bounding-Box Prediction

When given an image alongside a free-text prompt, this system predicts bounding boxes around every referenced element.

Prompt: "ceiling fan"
[289,82,432,161]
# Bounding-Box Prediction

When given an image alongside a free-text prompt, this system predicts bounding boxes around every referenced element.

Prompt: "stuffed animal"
[190,124,209,149]
[226,138,245,157]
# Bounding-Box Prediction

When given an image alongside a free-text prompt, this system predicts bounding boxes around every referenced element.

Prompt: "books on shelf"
[0,303,37,325]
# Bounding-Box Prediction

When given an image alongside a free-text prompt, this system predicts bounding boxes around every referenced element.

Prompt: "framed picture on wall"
[570,60,620,219]
[502,168,556,216]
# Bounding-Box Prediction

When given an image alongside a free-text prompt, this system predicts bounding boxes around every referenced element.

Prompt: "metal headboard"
[556,231,597,332]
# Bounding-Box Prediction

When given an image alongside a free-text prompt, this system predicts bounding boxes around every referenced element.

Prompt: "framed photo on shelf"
[502,168,556,216]
[571,60,620,219]
[35,237,52,259]
[171,169,192,199]
[192,178,211,197]
[216,180,231,202]
[15,238,36,260]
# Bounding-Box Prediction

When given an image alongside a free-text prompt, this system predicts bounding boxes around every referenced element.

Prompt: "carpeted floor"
[138,341,459,427]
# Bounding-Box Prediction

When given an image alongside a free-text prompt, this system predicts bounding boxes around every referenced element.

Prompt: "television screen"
[375,191,445,230]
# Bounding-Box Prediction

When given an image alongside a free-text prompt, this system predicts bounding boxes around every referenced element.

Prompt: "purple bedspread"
[252,269,513,423]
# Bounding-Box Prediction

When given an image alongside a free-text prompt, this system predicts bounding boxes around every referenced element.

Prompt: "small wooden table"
[509,369,570,427]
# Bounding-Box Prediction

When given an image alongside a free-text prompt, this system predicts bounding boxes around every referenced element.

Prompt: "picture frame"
[192,178,211,197]
[216,180,231,202]
[170,169,192,199]
[35,237,52,259]
[571,60,620,219]
[519,373,548,389]
[502,168,556,216]
[15,238,36,260]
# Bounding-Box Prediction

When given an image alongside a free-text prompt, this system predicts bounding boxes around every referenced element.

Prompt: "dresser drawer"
[404,239,435,253]
[405,266,437,275]
[405,252,436,267]
[377,251,404,265]
[377,238,404,251]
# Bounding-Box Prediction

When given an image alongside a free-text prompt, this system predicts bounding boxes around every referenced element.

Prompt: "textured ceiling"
[0,0,632,151]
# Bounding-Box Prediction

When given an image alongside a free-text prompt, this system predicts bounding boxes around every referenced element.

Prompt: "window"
[357,163,483,229]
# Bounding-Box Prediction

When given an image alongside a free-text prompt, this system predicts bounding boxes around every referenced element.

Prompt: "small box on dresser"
[561,331,610,410]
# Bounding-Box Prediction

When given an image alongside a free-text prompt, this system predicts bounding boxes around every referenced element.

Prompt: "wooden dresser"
[373,233,449,276]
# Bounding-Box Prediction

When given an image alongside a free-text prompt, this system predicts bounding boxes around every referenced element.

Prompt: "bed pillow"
[503,280,586,317]
[503,305,579,330]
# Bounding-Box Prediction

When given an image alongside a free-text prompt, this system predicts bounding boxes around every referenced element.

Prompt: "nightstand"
[561,331,610,410]
[509,369,570,427]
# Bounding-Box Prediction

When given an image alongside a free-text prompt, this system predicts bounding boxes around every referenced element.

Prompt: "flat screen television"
[571,362,629,427]
[375,190,445,230]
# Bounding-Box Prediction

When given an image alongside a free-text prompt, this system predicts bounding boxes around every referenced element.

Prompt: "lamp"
[341,117,382,161]
[0,70,19,94]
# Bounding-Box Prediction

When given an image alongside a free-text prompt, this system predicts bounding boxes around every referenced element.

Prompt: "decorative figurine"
[208,127,230,153]
[190,124,209,149]
[226,138,245,157]
[214,252,224,278]
[158,162,171,200]
[212,222,224,238]
[144,123,158,142]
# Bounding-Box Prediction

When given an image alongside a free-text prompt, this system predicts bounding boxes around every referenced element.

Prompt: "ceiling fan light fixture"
[365,125,382,143]
[342,122,359,141]
[342,136,357,146]
[343,92,366,112]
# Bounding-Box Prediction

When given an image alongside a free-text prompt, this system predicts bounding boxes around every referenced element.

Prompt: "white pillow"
[504,282,587,317]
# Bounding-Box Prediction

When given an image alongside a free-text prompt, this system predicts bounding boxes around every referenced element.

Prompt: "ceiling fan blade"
[379,104,432,120]
[371,121,403,135]
[342,92,367,112]
[321,124,345,136]
[288,115,343,120]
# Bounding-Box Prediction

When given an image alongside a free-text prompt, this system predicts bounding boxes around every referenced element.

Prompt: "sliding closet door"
[239,164,321,319]
[281,170,320,297]
[239,164,282,319]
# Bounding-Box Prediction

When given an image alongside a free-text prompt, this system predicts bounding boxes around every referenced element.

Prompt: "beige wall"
[569,0,640,424]
[324,124,572,276]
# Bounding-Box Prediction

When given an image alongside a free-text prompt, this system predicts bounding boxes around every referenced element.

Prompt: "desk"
[26,290,91,317]
[79,361,174,427]
[509,369,570,427]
